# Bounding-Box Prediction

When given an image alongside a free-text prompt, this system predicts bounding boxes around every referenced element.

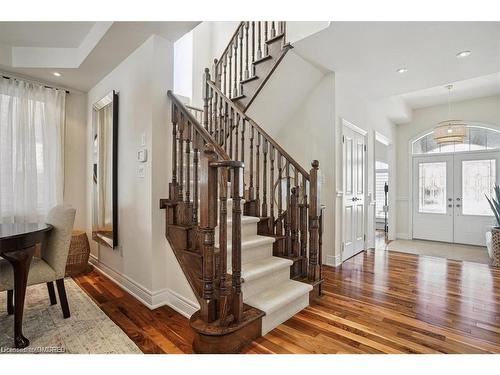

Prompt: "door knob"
[456,197,461,201]
[448,198,452,201]
[456,204,461,207]
[448,204,452,208]
[351,197,356,201]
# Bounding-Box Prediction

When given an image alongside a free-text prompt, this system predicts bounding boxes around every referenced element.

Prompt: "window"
[375,161,388,220]
[412,126,500,155]
[0,77,66,223]
[462,159,496,216]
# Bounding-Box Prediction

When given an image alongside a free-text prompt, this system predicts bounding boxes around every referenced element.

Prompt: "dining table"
[0,223,53,348]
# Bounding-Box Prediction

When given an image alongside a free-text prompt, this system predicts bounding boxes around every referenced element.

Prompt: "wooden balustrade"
[214,21,287,99]
[202,78,322,283]
[164,21,322,353]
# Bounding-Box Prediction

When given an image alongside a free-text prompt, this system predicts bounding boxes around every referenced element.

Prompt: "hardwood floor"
[73,249,500,354]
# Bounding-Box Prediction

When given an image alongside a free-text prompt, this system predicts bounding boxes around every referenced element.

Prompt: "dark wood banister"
[206,80,310,180]
[167,90,230,161]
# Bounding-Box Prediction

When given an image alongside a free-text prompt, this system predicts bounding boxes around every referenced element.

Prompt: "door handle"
[448,198,452,202]
[456,204,461,207]
[448,204,452,208]
[456,197,461,201]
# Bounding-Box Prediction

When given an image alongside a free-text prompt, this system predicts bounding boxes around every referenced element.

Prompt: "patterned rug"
[0,278,142,354]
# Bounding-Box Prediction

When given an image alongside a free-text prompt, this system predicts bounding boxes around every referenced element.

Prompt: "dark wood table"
[0,223,53,348]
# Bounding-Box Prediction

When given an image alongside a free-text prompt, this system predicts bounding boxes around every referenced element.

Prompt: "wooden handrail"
[206,80,310,180]
[167,90,230,161]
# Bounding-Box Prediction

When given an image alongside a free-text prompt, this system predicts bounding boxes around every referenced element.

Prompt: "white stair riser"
[227,243,274,269]
[242,267,290,299]
[215,221,257,243]
[261,293,309,335]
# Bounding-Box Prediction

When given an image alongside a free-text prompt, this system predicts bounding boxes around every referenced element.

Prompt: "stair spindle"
[271,21,276,38]
[239,25,244,88]
[170,103,178,200]
[262,138,268,217]
[178,113,185,201]
[264,21,268,55]
[244,22,250,80]
[257,22,262,60]
[285,160,291,255]
[229,108,234,159]
[193,132,199,224]
[233,39,238,97]
[300,174,308,277]
[269,145,275,234]
[223,55,227,96]
[255,131,261,216]
[228,45,232,98]
[249,125,255,200]
[185,121,192,206]
[277,153,283,235]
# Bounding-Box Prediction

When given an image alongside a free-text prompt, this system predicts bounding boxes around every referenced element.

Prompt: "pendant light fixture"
[433,84,467,144]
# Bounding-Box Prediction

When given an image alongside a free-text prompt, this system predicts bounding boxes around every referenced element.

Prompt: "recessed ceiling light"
[456,50,471,58]
[52,72,61,77]
[396,68,408,74]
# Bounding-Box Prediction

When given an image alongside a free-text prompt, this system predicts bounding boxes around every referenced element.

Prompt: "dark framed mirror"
[92,90,118,248]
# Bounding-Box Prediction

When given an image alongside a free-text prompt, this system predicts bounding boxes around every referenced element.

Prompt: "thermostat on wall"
[137,148,148,162]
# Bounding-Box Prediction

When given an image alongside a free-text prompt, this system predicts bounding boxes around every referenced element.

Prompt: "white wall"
[64,91,87,229]
[173,31,193,100]
[395,94,500,239]
[86,35,198,314]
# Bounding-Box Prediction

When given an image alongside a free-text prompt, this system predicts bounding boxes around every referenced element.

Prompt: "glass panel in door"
[418,162,447,214]
[461,159,496,216]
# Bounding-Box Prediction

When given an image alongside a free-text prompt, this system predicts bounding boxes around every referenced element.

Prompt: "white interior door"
[412,155,454,242]
[453,152,499,246]
[343,125,366,261]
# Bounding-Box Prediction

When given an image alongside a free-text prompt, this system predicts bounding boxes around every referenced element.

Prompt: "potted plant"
[486,185,500,267]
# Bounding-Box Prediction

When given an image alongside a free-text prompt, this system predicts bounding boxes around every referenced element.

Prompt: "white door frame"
[341,119,368,261]
[408,123,500,241]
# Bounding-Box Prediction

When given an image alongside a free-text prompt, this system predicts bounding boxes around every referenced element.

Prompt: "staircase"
[160,21,324,353]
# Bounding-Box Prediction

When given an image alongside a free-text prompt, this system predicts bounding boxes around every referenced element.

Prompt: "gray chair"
[1,205,76,318]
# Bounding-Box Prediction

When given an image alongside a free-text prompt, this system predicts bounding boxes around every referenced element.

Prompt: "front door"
[343,125,366,260]
[413,151,499,246]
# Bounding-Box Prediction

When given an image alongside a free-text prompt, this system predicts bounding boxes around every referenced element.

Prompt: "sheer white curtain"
[0,77,66,223]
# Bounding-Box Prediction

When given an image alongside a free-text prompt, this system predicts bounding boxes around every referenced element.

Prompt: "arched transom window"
[412,125,500,154]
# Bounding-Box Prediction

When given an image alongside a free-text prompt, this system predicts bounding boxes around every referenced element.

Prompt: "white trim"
[325,254,342,267]
[375,131,392,146]
[89,254,199,318]
[396,233,411,239]
[341,118,367,136]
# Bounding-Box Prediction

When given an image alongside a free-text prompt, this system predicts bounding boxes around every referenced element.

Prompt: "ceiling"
[294,21,500,108]
[0,21,199,91]
[0,22,95,47]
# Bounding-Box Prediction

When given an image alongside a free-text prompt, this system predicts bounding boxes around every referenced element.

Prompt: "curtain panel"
[0,77,66,223]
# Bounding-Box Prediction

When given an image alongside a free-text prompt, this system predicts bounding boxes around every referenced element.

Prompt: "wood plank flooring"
[73,249,500,353]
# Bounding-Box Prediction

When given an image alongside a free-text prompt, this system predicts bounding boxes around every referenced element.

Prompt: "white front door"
[412,151,499,246]
[453,152,499,245]
[412,155,454,242]
[343,125,366,261]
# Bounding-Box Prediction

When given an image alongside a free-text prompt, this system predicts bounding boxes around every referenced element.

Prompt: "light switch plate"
[137,148,148,162]
[137,165,145,178]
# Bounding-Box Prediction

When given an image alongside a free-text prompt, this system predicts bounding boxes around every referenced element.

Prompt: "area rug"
[0,278,142,354]
[385,239,490,264]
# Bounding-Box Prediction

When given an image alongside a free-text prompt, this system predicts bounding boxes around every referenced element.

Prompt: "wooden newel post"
[203,68,211,131]
[308,160,321,282]
[231,165,244,322]
[199,145,218,323]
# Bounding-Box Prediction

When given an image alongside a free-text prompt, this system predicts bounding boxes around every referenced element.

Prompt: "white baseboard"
[325,254,342,267]
[89,254,199,318]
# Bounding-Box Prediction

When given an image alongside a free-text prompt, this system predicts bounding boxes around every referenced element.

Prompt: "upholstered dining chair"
[0,205,76,318]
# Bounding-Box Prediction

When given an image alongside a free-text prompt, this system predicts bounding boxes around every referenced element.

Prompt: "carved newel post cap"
[312,160,319,169]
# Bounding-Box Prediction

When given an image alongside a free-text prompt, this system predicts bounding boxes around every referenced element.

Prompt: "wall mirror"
[92,90,118,248]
